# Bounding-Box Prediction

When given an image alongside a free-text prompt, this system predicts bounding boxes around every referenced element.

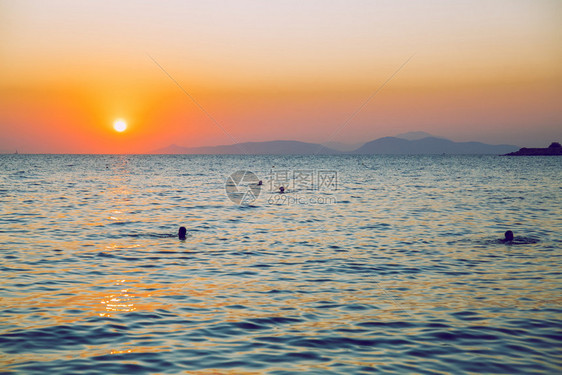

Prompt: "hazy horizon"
[0,132,526,155]
[1,1,561,153]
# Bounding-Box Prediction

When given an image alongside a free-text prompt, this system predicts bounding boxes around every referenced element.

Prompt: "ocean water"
[0,154,561,374]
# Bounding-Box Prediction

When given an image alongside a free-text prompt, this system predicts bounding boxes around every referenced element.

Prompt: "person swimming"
[178,226,187,240]
[279,186,285,194]
[503,230,514,242]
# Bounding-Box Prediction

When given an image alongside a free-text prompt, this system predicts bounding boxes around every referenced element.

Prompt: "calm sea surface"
[1,154,561,374]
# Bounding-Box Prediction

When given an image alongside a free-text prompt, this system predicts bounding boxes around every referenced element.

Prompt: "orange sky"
[1,0,561,153]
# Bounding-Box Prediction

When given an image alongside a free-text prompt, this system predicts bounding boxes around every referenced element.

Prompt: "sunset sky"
[1,0,561,153]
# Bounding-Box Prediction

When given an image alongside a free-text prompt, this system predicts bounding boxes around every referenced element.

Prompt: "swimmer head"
[178,226,187,240]
[504,230,514,242]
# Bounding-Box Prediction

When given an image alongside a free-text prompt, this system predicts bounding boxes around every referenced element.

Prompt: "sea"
[1,154,561,374]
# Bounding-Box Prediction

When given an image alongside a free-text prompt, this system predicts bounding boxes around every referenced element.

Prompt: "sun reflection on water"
[100,288,136,316]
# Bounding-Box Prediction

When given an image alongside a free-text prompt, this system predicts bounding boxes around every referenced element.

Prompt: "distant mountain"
[153,140,340,155]
[154,136,519,155]
[354,136,519,155]
[395,131,439,141]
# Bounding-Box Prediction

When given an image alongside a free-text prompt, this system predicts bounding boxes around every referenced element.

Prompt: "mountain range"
[155,140,339,155]
[153,132,519,155]
[354,136,517,154]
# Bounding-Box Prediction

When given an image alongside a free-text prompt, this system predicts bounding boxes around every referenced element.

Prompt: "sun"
[113,119,127,132]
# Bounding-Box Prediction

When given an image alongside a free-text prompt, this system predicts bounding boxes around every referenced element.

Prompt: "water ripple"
[1,154,561,374]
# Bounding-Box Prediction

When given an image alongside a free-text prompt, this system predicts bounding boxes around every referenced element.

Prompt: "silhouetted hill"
[395,131,440,141]
[354,137,518,154]
[505,142,562,156]
[154,136,519,155]
[154,140,339,154]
